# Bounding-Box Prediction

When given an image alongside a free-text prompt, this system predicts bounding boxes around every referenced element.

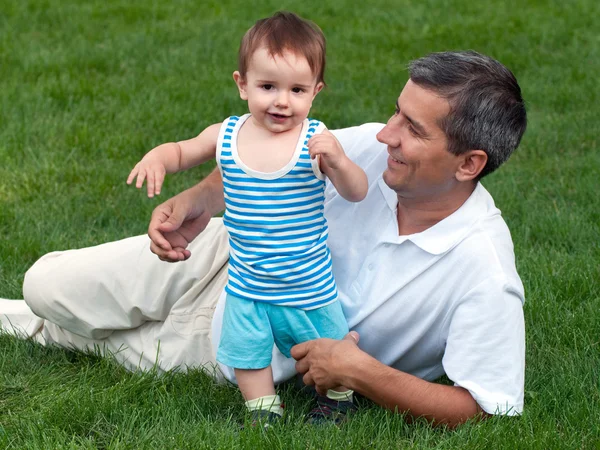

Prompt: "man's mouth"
[388,154,404,164]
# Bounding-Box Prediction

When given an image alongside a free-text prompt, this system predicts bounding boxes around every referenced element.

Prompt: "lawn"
[1,0,599,448]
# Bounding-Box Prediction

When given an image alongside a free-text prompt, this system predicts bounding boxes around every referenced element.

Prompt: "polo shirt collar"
[377,178,495,255]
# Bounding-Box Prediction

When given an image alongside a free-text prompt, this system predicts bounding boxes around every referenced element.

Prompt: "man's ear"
[455,150,488,182]
[232,71,248,100]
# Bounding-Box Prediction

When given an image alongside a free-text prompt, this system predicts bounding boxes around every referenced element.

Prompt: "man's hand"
[294,331,486,426]
[291,331,361,395]
[148,193,211,262]
[148,171,225,262]
[127,155,168,198]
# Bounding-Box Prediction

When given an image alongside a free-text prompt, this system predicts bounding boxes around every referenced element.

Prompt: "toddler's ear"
[233,71,248,100]
[313,82,324,97]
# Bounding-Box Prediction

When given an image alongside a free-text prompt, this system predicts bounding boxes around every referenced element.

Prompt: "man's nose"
[376,123,399,147]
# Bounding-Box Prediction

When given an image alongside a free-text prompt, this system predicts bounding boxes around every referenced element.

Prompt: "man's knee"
[23,252,64,316]
[23,251,114,339]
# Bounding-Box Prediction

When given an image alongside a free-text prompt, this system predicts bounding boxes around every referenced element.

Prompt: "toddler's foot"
[241,409,282,430]
[306,395,357,425]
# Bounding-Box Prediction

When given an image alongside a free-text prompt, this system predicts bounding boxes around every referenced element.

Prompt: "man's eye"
[408,124,418,136]
[262,84,273,90]
[394,108,400,116]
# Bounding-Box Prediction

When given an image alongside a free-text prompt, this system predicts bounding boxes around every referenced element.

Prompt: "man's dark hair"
[408,51,527,179]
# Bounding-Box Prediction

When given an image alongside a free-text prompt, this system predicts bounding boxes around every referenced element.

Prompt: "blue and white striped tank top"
[216,114,338,310]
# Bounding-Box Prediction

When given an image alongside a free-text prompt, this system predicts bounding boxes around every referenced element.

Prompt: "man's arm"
[148,168,225,262]
[292,334,487,428]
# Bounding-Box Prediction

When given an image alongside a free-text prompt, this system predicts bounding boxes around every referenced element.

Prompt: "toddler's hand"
[307,130,346,171]
[127,157,167,198]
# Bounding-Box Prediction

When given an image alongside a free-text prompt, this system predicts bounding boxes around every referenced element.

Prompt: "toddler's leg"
[236,366,284,421]
[268,301,356,424]
[235,366,276,400]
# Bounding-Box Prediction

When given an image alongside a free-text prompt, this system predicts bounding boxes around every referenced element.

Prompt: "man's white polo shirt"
[213,123,525,416]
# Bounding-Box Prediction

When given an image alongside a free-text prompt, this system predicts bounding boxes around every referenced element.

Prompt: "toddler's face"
[234,47,323,134]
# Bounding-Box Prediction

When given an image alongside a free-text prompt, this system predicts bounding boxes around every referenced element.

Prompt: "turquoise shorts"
[216,293,349,370]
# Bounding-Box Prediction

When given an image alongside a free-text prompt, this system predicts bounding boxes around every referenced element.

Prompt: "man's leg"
[0,218,230,373]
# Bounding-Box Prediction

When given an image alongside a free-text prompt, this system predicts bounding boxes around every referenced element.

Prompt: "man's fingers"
[302,373,327,395]
[156,207,185,233]
[290,341,309,361]
[148,212,174,252]
[302,372,314,387]
[149,233,172,252]
[294,357,309,375]
[158,219,179,233]
[315,386,327,396]
[148,229,171,250]
[344,331,360,344]
[173,247,192,260]
[151,242,187,263]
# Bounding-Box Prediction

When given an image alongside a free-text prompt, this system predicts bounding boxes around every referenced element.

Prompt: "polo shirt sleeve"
[441,276,525,416]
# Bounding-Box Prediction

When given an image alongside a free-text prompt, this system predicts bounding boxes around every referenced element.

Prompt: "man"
[0,51,527,427]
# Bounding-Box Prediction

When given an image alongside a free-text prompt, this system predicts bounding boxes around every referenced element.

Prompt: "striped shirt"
[216,114,338,310]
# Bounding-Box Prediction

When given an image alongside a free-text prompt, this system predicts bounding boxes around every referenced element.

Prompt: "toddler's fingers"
[309,133,329,144]
[126,167,138,185]
[155,172,165,196]
[147,171,155,198]
[307,134,321,147]
[135,170,147,189]
[308,145,322,159]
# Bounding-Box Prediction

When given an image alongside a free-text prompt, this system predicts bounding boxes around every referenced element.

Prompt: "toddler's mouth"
[268,113,291,123]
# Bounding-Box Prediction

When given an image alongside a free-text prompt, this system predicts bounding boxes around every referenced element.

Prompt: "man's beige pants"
[0,218,230,376]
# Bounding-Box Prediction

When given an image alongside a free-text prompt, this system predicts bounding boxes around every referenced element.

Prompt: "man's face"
[377,80,463,199]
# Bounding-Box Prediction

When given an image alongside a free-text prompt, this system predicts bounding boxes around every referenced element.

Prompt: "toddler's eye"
[262,84,273,90]
[292,87,305,93]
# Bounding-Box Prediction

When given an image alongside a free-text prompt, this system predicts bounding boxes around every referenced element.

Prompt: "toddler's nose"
[275,91,289,107]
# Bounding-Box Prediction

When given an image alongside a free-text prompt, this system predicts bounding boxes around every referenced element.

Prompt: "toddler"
[127,11,368,426]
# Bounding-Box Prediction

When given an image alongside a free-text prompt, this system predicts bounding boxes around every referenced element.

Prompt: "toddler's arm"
[308,130,368,202]
[127,123,221,198]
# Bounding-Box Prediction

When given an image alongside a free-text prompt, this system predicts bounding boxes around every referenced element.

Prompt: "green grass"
[1,0,599,448]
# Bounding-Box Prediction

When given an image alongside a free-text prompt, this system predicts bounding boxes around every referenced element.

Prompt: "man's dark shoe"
[306,395,357,425]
